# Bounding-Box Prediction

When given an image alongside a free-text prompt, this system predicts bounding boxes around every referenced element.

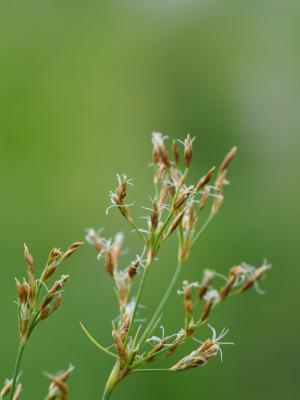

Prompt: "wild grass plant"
[1,243,82,399]
[83,133,271,399]
[2,133,270,399]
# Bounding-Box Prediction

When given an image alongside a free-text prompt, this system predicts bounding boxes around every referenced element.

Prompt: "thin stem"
[9,342,25,400]
[124,262,151,345]
[153,167,189,252]
[154,211,174,251]
[101,360,120,400]
[128,219,147,245]
[102,387,113,400]
[191,214,213,247]
[138,262,183,349]
[132,368,173,373]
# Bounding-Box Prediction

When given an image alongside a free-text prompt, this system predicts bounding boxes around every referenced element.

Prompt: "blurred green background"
[0,1,298,399]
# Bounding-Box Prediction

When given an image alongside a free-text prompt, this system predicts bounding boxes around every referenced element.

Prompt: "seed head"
[24,243,34,273]
[150,201,159,232]
[85,229,106,253]
[165,210,185,238]
[199,186,210,211]
[172,139,180,166]
[198,269,215,299]
[12,383,22,400]
[178,134,194,168]
[53,294,63,311]
[195,167,215,192]
[240,263,271,293]
[200,289,220,321]
[127,257,140,280]
[1,379,12,397]
[41,260,58,282]
[173,186,194,211]
[45,364,74,400]
[107,174,134,221]
[220,146,237,173]
[219,265,245,301]
[62,242,84,260]
[171,326,233,371]
[49,247,64,262]
[15,279,28,304]
[40,306,51,320]
[152,132,171,168]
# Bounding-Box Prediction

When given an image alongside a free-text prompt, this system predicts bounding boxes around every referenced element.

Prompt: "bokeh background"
[0,1,299,399]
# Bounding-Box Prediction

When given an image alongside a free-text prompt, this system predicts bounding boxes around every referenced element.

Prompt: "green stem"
[138,262,183,349]
[128,219,147,245]
[102,387,113,400]
[124,263,151,346]
[9,342,26,400]
[101,360,121,400]
[192,214,213,247]
[132,368,172,373]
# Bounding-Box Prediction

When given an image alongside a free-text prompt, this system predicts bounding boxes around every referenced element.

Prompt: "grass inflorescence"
[83,133,271,399]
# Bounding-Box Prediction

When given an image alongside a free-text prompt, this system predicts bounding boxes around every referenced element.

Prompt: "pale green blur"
[0,1,298,399]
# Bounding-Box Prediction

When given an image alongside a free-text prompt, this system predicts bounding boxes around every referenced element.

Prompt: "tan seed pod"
[195,167,215,192]
[62,242,84,260]
[165,210,185,238]
[24,243,34,273]
[172,139,180,166]
[12,383,22,400]
[41,261,58,282]
[53,294,63,311]
[220,146,237,172]
[40,306,51,320]
[183,134,193,168]
[1,380,12,397]
[240,264,270,293]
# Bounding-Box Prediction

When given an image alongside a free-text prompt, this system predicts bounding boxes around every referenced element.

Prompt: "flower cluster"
[44,364,74,400]
[83,132,270,400]
[3,242,82,400]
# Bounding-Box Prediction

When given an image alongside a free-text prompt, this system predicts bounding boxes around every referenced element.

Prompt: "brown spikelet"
[173,186,194,211]
[62,242,84,260]
[41,261,57,282]
[199,186,210,211]
[127,259,140,280]
[146,339,167,363]
[12,383,22,400]
[195,167,215,192]
[53,379,68,398]
[15,279,27,304]
[165,210,185,238]
[219,275,236,301]
[41,292,56,309]
[112,330,126,360]
[49,275,69,295]
[53,294,63,311]
[1,380,12,397]
[211,194,224,216]
[219,265,246,301]
[220,146,237,172]
[184,134,193,168]
[24,244,34,273]
[240,264,270,293]
[49,247,64,262]
[197,270,214,299]
[158,144,171,169]
[200,299,213,322]
[158,184,168,208]
[172,139,180,166]
[40,306,50,320]
[150,201,159,231]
